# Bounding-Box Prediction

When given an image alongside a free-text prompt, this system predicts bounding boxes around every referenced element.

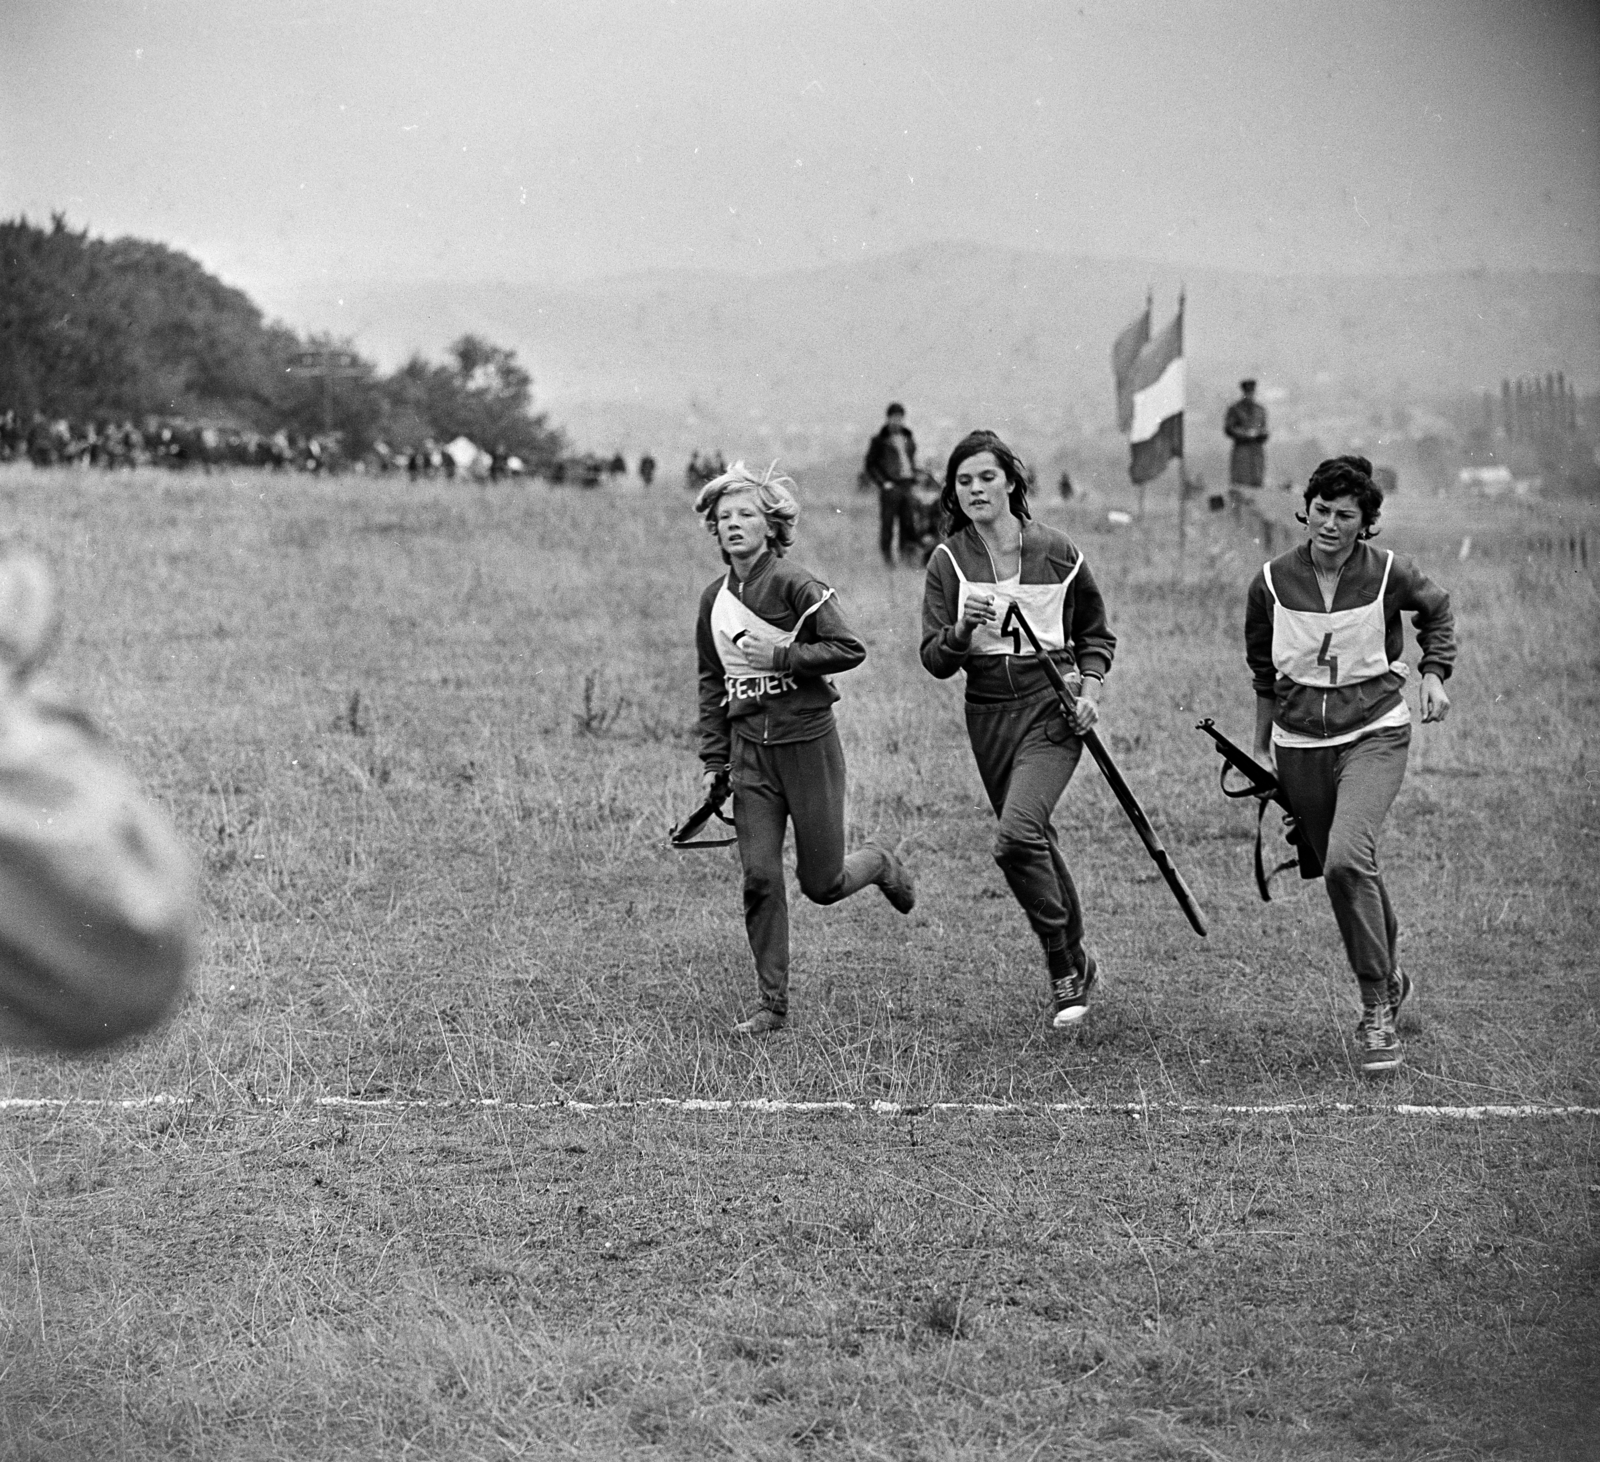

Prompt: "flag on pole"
[1111,295,1151,434]
[1128,296,1184,485]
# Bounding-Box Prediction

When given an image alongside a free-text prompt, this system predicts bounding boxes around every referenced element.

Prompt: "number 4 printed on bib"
[1316,632,1340,684]
[999,600,1024,656]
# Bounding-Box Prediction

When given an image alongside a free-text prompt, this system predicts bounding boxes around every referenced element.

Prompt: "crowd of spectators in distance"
[3,409,354,474]
[0,409,671,486]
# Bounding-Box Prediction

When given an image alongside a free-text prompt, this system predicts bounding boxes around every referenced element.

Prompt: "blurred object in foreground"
[0,555,197,1051]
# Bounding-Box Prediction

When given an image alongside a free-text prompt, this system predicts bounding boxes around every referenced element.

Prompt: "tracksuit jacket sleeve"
[695,583,731,770]
[769,586,867,679]
[1068,557,1115,680]
[919,547,969,679]
[1397,558,1456,683]
[1245,569,1277,700]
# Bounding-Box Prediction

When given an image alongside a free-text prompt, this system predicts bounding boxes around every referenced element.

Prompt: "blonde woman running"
[694,463,915,1035]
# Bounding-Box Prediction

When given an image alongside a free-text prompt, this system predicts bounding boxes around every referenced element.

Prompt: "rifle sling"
[669,803,737,850]
[1252,797,1302,902]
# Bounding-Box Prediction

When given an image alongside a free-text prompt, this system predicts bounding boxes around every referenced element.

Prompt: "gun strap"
[669,805,737,850]
[1252,797,1301,902]
[1219,762,1266,800]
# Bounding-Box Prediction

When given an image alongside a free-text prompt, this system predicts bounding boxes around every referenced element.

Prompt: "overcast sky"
[3,0,1596,314]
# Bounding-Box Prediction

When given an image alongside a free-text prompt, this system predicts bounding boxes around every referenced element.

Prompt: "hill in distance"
[268,243,1600,467]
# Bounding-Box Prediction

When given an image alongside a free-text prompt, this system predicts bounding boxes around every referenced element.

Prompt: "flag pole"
[1175,289,1188,575]
[1137,287,1152,524]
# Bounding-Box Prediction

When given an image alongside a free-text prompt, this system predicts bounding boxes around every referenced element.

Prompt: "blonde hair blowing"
[693,461,800,556]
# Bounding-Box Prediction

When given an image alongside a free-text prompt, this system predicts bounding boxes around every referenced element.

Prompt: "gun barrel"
[1196,718,1280,800]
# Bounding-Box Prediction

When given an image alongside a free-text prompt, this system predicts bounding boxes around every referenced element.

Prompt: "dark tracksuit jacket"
[1245,540,1455,744]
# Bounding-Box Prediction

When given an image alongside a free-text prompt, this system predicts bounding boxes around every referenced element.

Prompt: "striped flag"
[1128,297,1185,485]
[1111,297,1150,434]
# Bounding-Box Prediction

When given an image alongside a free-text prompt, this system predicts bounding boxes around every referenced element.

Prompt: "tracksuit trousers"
[1275,724,1410,996]
[965,692,1086,957]
[731,728,888,1016]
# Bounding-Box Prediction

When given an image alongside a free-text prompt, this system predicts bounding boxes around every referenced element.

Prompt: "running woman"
[920,430,1116,1028]
[694,462,915,1035]
[1245,455,1456,1076]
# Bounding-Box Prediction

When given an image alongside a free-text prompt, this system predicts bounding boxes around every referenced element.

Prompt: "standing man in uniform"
[864,402,920,566]
[1225,379,1270,507]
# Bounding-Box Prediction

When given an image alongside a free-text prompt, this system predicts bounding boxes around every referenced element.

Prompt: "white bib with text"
[710,575,833,703]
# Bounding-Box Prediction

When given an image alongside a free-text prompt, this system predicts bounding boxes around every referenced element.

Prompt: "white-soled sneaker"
[732,1008,788,1036]
[1359,1003,1401,1076]
[1050,951,1099,1029]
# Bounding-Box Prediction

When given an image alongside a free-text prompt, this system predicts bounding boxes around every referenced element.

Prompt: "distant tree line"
[0,214,564,468]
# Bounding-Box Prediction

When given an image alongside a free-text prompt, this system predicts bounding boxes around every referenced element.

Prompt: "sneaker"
[874,845,916,915]
[1354,968,1413,1033]
[1359,1003,1401,1076]
[1050,951,1098,1029]
[732,1008,787,1036]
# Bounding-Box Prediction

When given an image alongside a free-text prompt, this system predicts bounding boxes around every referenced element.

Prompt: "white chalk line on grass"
[1,1095,1597,1121]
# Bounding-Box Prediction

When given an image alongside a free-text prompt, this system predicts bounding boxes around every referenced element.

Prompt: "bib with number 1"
[935,542,1079,655]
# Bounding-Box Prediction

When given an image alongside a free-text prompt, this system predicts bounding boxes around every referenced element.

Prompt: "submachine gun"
[668,770,736,850]
[1194,718,1321,901]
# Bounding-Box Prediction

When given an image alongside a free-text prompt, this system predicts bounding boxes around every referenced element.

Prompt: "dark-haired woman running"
[1245,455,1456,1076]
[920,430,1116,1028]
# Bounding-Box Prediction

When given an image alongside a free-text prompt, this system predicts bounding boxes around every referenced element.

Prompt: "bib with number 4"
[935,543,1079,656]
[1263,550,1401,687]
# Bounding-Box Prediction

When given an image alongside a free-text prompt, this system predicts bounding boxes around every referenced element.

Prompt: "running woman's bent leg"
[784,730,887,906]
[731,736,793,1017]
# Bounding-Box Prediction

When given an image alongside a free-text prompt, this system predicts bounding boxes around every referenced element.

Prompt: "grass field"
[1,463,1596,1460]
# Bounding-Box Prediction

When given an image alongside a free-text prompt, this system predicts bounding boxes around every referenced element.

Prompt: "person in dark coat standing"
[863,403,920,567]
[1225,379,1270,497]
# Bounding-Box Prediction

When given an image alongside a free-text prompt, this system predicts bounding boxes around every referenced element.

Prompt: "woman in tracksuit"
[1245,455,1456,1076]
[695,462,916,1035]
[920,431,1116,1028]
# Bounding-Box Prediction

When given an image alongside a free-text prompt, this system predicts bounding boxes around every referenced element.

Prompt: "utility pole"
[289,348,363,440]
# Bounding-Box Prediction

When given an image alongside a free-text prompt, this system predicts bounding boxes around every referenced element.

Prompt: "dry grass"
[0,463,1596,1459]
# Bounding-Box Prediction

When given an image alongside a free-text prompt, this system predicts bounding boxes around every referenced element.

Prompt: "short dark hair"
[1240,379,1257,392]
[1300,455,1383,536]
[886,402,905,418]
[940,429,1032,532]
